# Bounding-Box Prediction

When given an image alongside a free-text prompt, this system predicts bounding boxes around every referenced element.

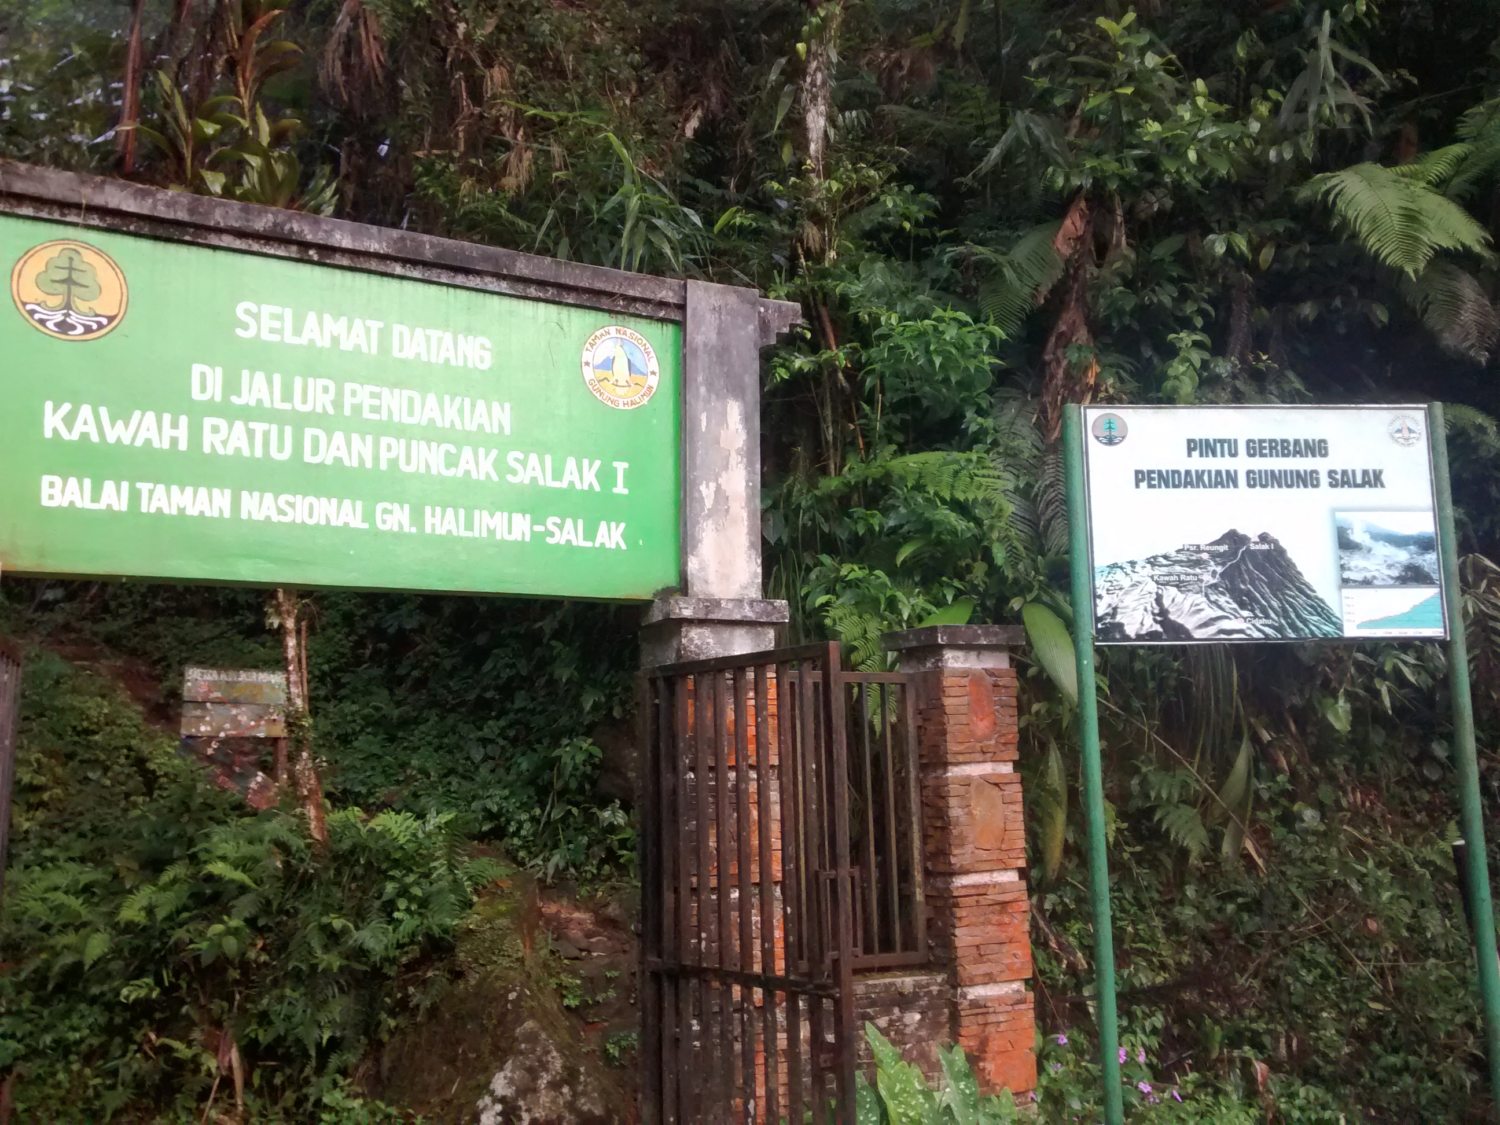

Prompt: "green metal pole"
[1062,405,1124,1125]
[1431,402,1500,1118]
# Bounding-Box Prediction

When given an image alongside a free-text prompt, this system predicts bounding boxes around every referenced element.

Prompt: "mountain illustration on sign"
[1095,529,1342,641]
[23,247,115,336]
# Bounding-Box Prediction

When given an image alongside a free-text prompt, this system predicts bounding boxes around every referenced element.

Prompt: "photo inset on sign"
[1335,510,1439,586]
[1335,509,1444,637]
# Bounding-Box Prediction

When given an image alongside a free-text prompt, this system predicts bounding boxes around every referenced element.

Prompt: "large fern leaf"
[1392,142,1474,187]
[975,222,1065,337]
[1302,162,1494,276]
[1401,262,1500,363]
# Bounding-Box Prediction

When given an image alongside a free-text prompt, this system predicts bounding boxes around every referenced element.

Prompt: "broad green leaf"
[1319,691,1353,734]
[937,1043,981,1125]
[855,1079,884,1125]
[918,597,975,627]
[773,84,796,132]
[1222,755,1255,864]
[1215,734,1253,821]
[1038,743,1068,882]
[1021,601,1077,705]
[895,538,926,567]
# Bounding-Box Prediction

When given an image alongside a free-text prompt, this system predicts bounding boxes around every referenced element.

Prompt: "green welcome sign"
[0,213,682,599]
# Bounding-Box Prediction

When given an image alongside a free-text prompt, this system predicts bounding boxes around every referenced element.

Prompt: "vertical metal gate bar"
[712,670,735,1109]
[754,662,781,1124]
[858,683,880,954]
[733,667,756,1123]
[778,660,806,1122]
[903,681,926,955]
[672,676,693,1123]
[825,644,858,1123]
[799,664,827,1114]
[693,671,719,1111]
[881,684,902,950]
[657,678,679,1125]
[641,676,663,1123]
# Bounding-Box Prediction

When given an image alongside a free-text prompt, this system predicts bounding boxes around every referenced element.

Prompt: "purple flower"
[1137,1081,1153,1095]
[1172,1090,1182,1102]
[1136,1048,1146,1064]
[1118,1048,1129,1064]
[1055,1033,1069,1046]
[1049,1062,1062,1073]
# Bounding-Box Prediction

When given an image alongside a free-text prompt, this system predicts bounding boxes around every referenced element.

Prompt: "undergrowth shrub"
[0,650,494,1119]
[1031,760,1488,1120]
[857,1023,1257,1123]
[1,584,641,885]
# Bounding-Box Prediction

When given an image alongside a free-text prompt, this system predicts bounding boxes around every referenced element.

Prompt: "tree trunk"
[274,587,328,846]
[799,1,844,181]
[117,0,148,174]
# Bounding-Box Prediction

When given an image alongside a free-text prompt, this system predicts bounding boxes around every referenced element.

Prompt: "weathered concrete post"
[880,625,1037,1098]
[640,281,798,665]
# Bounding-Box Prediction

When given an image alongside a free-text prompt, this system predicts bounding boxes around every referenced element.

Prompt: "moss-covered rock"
[373,887,626,1123]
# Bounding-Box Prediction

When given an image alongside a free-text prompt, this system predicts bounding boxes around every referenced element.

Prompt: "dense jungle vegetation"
[5,0,1500,1119]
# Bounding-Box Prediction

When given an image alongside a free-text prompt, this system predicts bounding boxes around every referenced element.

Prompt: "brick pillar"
[882,625,1036,1098]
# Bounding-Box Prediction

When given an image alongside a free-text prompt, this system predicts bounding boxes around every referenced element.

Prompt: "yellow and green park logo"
[582,325,660,410]
[11,238,128,341]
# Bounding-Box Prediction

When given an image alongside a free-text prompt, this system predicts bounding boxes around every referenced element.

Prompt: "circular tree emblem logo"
[1091,412,1128,445]
[582,325,660,410]
[11,238,128,341]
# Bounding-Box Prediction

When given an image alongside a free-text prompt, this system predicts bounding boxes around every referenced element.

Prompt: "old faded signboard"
[1,212,681,598]
[1080,405,1446,643]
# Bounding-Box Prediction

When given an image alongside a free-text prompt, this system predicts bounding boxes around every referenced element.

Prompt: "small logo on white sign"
[1388,415,1422,447]
[1091,413,1128,446]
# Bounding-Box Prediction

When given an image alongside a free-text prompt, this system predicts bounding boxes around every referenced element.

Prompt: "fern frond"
[1444,402,1500,452]
[1446,136,1500,203]
[1037,448,1069,558]
[1391,143,1473,187]
[1400,261,1500,363]
[1155,801,1210,863]
[1457,97,1500,143]
[832,450,1008,506]
[975,223,1065,337]
[1303,162,1494,276]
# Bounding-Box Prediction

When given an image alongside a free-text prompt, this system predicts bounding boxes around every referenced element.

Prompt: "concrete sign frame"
[0,160,798,638]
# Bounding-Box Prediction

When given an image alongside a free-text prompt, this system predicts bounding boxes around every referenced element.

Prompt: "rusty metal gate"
[641,643,857,1124]
[0,638,22,900]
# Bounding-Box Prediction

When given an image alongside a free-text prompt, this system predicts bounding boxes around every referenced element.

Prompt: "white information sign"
[1081,405,1447,643]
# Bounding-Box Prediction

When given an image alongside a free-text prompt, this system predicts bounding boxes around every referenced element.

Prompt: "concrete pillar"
[882,625,1036,1098]
[641,280,798,667]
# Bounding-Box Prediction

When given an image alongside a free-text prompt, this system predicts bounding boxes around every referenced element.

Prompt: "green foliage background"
[5,0,1500,1119]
